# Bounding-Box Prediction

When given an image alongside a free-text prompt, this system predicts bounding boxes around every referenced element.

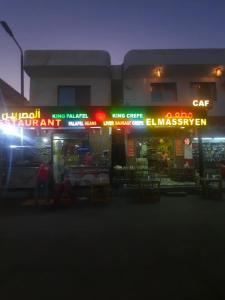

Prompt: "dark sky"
[1,0,225,98]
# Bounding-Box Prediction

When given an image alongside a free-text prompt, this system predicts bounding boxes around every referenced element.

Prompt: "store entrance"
[53,131,89,183]
[134,136,174,179]
[52,128,111,185]
[126,130,197,186]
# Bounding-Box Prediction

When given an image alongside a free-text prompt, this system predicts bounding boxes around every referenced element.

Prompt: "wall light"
[156,68,161,78]
[215,67,223,77]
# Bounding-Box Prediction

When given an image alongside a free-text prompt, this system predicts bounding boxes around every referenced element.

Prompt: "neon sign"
[144,110,207,127]
[0,118,62,127]
[52,113,88,119]
[68,120,97,127]
[165,111,193,118]
[0,107,207,129]
[1,108,41,120]
[192,99,210,107]
[103,120,144,126]
[112,113,143,119]
[146,118,207,127]
[94,111,106,122]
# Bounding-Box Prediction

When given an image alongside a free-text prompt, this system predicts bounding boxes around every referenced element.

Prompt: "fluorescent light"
[1,125,20,136]
[42,137,49,143]
[193,137,225,142]
[214,137,225,141]
[9,145,18,148]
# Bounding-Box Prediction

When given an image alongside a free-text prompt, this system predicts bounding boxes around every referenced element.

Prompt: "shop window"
[58,86,91,106]
[52,130,111,184]
[190,82,216,101]
[150,83,177,102]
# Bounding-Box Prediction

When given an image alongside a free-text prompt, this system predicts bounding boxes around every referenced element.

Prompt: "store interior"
[52,128,111,185]
[124,129,225,186]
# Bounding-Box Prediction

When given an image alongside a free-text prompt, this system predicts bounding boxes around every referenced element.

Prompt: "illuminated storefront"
[0,106,208,187]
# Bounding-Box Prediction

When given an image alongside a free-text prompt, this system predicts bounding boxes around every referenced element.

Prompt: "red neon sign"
[94,111,106,123]
[0,118,62,128]
[165,112,193,119]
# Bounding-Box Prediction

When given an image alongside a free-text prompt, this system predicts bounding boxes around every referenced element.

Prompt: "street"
[0,194,225,299]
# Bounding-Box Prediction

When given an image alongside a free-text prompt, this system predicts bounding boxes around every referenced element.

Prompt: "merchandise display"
[193,141,225,168]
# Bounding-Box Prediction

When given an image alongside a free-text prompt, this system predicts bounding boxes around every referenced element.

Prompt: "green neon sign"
[52,113,89,119]
[111,113,144,119]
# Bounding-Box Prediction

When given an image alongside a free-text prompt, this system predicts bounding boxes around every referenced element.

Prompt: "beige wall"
[123,76,225,115]
[29,77,111,106]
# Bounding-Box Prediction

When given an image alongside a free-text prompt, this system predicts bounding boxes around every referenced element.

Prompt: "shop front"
[121,107,208,187]
[0,106,208,189]
[0,107,112,188]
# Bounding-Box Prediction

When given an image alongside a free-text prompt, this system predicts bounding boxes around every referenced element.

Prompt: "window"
[190,82,216,101]
[58,86,91,106]
[150,83,177,102]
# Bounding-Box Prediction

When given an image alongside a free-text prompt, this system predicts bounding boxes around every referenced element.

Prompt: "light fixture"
[42,137,49,143]
[9,145,18,148]
[0,124,20,136]
[156,68,161,78]
[215,67,223,77]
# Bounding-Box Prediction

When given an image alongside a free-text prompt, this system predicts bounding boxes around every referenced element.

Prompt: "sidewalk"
[0,194,225,299]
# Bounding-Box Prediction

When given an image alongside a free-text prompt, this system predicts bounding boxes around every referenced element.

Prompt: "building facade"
[121,49,225,184]
[1,48,225,188]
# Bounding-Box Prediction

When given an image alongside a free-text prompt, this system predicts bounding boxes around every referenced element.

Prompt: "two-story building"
[2,48,225,187]
[24,50,112,185]
[121,49,225,183]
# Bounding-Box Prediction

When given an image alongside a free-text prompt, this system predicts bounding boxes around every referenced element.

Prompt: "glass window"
[58,87,75,106]
[58,86,91,106]
[190,82,216,101]
[150,83,177,102]
[52,130,111,184]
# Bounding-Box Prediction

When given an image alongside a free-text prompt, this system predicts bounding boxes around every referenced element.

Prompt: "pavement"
[0,193,225,299]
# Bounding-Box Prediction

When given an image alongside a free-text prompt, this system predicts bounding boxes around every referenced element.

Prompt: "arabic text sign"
[1,108,41,120]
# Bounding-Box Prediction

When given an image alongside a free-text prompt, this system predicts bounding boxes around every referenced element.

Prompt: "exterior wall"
[124,49,225,67]
[29,77,111,106]
[0,79,28,106]
[123,75,225,116]
[25,49,225,114]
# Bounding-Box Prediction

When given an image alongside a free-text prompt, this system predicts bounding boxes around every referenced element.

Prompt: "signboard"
[175,139,184,156]
[127,138,135,157]
[0,106,207,129]
[192,99,210,107]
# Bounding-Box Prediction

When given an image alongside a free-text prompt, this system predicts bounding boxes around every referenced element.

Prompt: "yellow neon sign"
[146,118,207,127]
[1,108,41,120]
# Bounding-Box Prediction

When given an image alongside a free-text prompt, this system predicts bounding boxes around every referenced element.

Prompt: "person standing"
[35,162,52,206]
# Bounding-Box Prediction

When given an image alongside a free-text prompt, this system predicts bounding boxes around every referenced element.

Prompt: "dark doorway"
[111,128,126,167]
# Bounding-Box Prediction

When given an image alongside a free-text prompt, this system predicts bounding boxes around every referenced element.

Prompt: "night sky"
[1,0,225,98]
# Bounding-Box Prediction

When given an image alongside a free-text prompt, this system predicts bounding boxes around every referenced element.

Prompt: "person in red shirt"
[84,152,93,166]
[35,162,52,205]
